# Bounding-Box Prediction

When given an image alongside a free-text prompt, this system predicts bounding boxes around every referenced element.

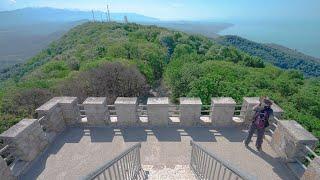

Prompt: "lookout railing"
[0,96,318,179]
[190,141,257,180]
[82,143,146,180]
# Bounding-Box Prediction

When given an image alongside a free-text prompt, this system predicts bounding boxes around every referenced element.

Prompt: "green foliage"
[216,35,320,77]
[0,22,319,154]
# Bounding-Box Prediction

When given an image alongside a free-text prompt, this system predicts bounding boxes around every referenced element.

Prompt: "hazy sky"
[1,0,319,20]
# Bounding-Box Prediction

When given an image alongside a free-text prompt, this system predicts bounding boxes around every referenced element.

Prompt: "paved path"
[22,126,296,180]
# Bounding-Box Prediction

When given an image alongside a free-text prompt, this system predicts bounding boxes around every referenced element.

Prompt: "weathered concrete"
[301,156,320,180]
[22,126,296,180]
[115,97,138,125]
[57,97,80,125]
[147,97,169,126]
[240,97,260,124]
[83,97,109,125]
[0,119,48,162]
[36,98,66,133]
[211,97,236,126]
[0,157,16,180]
[179,98,202,126]
[271,120,318,162]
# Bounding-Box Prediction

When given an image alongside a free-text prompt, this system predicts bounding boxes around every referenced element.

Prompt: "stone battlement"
[0,96,319,179]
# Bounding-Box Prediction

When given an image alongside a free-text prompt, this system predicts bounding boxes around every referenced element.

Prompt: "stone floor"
[22,126,296,180]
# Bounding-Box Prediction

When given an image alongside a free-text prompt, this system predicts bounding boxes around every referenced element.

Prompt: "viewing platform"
[0,97,319,180]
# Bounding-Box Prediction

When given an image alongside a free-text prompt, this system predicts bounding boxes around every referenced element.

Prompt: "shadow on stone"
[121,127,147,142]
[215,127,248,142]
[184,127,217,142]
[246,146,298,180]
[89,127,115,142]
[151,127,181,141]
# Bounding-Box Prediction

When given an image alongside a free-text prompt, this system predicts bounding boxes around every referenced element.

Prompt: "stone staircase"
[143,165,196,180]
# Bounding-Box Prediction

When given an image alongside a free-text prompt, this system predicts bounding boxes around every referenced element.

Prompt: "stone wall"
[83,97,109,125]
[211,97,236,126]
[302,157,320,180]
[0,119,48,162]
[271,120,318,162]
[0,157,16,180]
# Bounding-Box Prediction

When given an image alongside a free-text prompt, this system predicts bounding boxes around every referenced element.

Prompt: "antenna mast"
[107,5,111,22]
[91,10,96,22]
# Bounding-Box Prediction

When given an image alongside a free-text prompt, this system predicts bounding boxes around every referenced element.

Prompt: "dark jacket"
[252,104,273,128]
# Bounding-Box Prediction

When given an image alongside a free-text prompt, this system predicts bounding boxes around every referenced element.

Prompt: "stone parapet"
[0,157,16,180]
[0,119,48,162]
[271,120,318,162]
[179,97,202,126]
[147,97,169,126]
[115,97,138,125]
[36,98,66,133]
[211,97,236,126]
[240,97,260,124]
[57,97,80,125]
[83,97,109,125]
[302,156,320,180]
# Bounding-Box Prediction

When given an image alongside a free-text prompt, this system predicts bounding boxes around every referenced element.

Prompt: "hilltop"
[0,23,319,150]
[216,35,320,77]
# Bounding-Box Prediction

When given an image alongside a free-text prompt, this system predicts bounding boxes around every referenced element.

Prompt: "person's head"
[260,96,273,108]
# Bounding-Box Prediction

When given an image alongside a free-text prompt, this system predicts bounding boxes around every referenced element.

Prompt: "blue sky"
[1,0,319,20]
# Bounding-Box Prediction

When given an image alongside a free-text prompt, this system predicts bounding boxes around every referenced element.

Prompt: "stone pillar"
[36,98,66,133]
[211,97,236,126]
[83,97,109,126]
[271,103,284,118]
[179,97,202,126]
[0,157,16,180]
[115,97,138,125]
[301,156,320,180]
[240,97,260,124]
[147,97,169,126]
[0,119,49,162]
[271,120,318,162]
[58,97,81,125]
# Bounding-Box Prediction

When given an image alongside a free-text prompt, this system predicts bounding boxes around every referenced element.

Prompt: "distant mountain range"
[0,7,158,27]
[0,7,232,72]
[0,7,159,71]
[216,35,320,77]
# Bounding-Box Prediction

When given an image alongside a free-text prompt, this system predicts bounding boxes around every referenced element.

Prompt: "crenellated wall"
[0,96,318,179]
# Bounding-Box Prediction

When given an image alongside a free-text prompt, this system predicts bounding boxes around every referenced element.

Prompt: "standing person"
[244,96,273,151]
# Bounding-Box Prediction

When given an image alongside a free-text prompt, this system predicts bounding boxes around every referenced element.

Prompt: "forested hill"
[215,35,320,77]
[0,23,319,152]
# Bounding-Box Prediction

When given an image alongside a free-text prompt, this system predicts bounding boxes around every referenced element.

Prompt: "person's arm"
[252,103,261,112]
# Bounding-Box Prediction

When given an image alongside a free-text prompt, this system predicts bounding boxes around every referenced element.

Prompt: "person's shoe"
[256,146,262,152]
[243,140,249,147]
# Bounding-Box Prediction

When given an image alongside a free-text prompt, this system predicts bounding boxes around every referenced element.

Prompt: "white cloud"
[9,0,17,4]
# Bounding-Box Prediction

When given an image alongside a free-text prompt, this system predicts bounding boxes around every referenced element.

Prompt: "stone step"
[142,165,196,180]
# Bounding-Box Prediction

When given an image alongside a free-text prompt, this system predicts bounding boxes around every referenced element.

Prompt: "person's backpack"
[254,110,269,129]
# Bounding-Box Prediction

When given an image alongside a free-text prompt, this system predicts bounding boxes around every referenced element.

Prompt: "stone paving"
[22,126,296,180]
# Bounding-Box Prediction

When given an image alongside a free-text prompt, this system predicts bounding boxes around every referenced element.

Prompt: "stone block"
[0,119,49,162]
[240,97,260,124]
[211,97,236,126]
[83,97,109,125]
[271,120,318,162]
[57,97,80,125]
[147,97,169,126]
[36,97,67,133]
[302,156,320,180]
[179,97,202,126]
[115,97,138,125]
[0,157,16,180]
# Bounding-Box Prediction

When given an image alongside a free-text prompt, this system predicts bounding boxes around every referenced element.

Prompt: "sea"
[219,19,320,58]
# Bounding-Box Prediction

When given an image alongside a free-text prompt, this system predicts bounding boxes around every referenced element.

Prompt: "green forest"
[216,35,320,77]
[0,22,319,153]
